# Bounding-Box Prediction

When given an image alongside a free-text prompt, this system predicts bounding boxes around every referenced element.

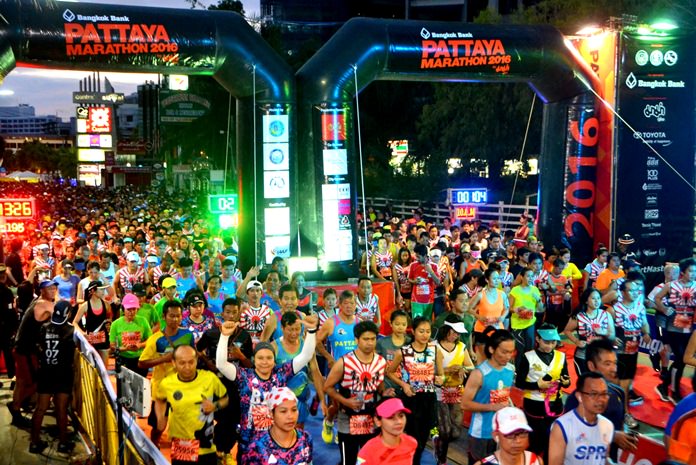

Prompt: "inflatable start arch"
[0,2,604,276]
[297,18,601,278]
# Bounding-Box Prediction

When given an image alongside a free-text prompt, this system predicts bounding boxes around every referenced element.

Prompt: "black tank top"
[14,298,47,355]
[85,298,107,333]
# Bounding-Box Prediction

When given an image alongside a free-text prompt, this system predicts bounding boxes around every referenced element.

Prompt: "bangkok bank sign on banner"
[22,3,216,69]
[387,24,545,77]
[615,32,696,283]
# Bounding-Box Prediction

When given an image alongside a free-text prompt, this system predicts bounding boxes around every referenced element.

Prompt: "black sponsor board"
[615,32,696,285]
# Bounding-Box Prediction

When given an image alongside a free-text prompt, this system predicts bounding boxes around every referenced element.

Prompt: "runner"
[562,288,615,376]
[515,324,570,457]
[509,268,544,365]
[356,398,417,465]
[664,392,696,465]
[109,293,152,377]
[564,338,638,459]
[653,257,696,404]
[72,280,112,366]
[196,297,253,463]
[462,329,516,465]
[356,277,382,327]
[316,289,359,444]
[156,345,228,465]
[272,311,327,429]
[472,407,541,465]
[594,253,624,295]
[377,310,411,397]
[434,316,474,465]
[647,263,679,378]
[324,320,388,465]
[408,244,441,321]
[545,258,572,333]
[181,294,215,343]
[548,372,614,465]
[387,316,443,464]
[245,387,314,464]
[29,301,76,454]
[215,314,319,463]
[612,279,650,411]
[260,284,305,342]
[138,300,195,445]
[469,268,510,335]
[239,279,273,344]
[394,247,413,311]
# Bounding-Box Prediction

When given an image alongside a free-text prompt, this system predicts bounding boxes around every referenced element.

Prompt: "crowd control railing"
[72,331,169,465]
[360,197,538,232]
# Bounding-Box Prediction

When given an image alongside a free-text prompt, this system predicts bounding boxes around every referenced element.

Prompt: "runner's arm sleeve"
[216,334,237,381]
[292,331,317,374]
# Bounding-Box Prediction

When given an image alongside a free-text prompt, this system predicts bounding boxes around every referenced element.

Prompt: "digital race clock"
[0,198,36,234]
[0,198,35,218]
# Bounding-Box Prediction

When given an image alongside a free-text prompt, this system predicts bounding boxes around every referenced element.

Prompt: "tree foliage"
[2,140,77,178]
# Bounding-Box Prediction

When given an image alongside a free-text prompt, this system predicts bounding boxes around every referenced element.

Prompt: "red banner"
[571,32,617,250]
[617,436,666,465]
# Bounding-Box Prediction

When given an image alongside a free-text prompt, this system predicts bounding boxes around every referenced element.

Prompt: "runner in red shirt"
[407,244,441,321]
[357,398,417,465]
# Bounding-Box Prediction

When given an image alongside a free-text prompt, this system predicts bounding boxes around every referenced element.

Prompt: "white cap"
[126,251,141,264]
[492,407,533,435]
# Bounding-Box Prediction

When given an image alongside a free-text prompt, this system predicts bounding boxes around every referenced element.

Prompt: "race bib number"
[251,404,273,430]
[518,309,533,320]
[674,313,692,330]
[442,386,462,404]
[87,331,106,345]
[407,362,434,383]
[416,284,431,297]
[349,414,374,435]
[171,438,200,462]
[624,339,639,354]
[550,294,563,305]
[121,332,141,347]
[490,388,511,405]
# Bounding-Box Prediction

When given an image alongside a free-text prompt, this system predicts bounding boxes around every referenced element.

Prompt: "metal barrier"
[360,197,538,231]
[73,332,169,465]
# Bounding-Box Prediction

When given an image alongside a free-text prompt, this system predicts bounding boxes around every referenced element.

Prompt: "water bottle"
[356,392,365,411]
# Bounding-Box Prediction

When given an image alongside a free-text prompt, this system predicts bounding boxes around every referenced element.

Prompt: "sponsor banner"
[264,207,290,236]
[21,3,216,69]
[615,32,696,286]
[562,94,599,266]
[263,171,290,199]
[159,90,211,124]
[388,24,545,76]
[72,91,124,104]
[319,106,354,263]
[265,236,291,264]
[263,143,289,171]
[117,140,149,155]
[322,183,353,262]
[571,32,617,250]
[263,115,289,143]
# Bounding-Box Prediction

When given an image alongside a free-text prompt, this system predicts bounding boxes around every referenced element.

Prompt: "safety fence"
[360,196,538,231]
[72,332,168,465]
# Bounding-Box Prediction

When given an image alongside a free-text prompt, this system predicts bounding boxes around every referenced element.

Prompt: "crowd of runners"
[0,181,695,465]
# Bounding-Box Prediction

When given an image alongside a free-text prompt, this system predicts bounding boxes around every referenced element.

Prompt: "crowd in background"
[0,182,694,465]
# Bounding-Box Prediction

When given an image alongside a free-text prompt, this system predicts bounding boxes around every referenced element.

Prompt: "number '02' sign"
[208,194,238,214]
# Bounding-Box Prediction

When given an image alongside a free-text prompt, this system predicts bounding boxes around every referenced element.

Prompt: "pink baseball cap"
[376,398,411,418]
[122,293,141,309]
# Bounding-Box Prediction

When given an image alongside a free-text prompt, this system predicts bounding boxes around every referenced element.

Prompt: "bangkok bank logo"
[420,28,431,39]
[626,72,637,89]
[643,102,666,122]
[63,9,76,22]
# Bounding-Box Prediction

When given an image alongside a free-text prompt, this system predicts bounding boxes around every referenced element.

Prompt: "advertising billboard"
[615,32,696,283]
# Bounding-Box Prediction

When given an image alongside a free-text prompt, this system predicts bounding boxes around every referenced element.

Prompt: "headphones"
[494,436,500,444]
